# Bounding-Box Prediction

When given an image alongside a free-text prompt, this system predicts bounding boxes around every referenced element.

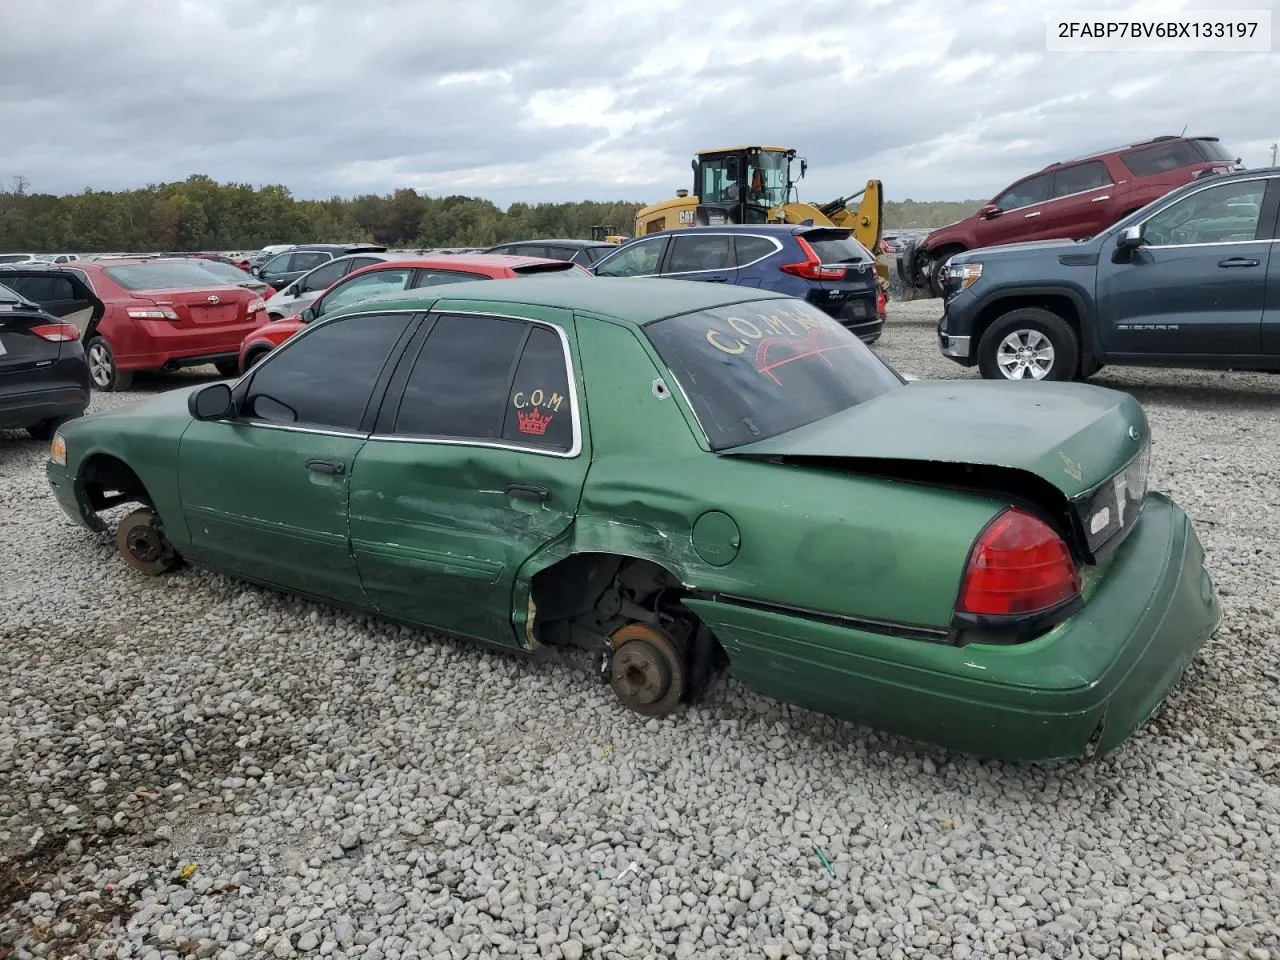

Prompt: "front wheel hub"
[126,525,164,563]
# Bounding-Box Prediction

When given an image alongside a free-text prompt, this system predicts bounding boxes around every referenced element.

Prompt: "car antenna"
[1179,123,1188,137]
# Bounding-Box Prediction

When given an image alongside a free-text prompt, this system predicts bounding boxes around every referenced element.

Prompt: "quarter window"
[411,269,490,287]
[594,237,668,277]
[243,312,412,430]
[501,326,574,451]
[994,174,1050,211]
[666,234,733,273]
[1141,180,1267,247]
[733,235,778,265]
[1051,161,1112,197]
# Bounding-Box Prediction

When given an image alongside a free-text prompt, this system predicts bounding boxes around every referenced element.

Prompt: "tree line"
[0,174,982,253]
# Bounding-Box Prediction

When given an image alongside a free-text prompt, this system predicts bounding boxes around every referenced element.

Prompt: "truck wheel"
[977,308,1079,381]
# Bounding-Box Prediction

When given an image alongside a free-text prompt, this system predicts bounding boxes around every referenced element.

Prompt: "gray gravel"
[2,308,1279,960]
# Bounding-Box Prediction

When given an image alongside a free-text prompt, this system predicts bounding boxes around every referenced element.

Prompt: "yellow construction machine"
[588,224,629,244]
[633,146,887,287]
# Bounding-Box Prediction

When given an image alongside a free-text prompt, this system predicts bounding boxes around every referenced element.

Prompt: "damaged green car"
[45,277,1220,761]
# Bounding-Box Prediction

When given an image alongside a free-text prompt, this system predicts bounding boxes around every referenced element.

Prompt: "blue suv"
[590,224,885,343]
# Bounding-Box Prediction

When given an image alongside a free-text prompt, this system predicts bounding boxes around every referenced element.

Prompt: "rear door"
[659,232,736,284]
[0,270,102,335]
[1096,176,1275,357]
[1039,160,1116,239]
[349,307,589,645]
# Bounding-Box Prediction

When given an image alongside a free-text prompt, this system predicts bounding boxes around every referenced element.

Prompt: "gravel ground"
[2,301,1278,960]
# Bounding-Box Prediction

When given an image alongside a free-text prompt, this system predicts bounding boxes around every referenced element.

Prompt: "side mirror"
[300,305,317,323]
[1116,224,1145,251]
[188,382,234,420]
[978,204,1002,219]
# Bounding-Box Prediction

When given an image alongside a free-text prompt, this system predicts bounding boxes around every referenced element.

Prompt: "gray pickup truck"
[936,167,1280,381]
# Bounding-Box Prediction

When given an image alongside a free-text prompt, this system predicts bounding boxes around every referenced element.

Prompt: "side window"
[594,237,668,277]
[344,256,383,272]
[540,246,575,261]
[392,314,528,439]
[315,268,413,317]
[501,325,574,451]
[291,252,331,273]
[410,269,490,288]
[1051,161,1112,198]
[262,253,293,274]
[244,313,413,430]
[733,235,779,266]
[665,234,733,273]
[994,174,1050,211]
[2,274,75,302]
[1141,180,1267,247]
[298,258,350,293]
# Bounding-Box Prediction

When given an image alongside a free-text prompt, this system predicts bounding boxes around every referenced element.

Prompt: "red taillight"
[31,323,80,342]
[958,507,1079,616]
[779,237,847,281]
[876,288,887,319]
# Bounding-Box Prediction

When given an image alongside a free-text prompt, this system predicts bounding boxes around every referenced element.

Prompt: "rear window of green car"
[644,300,902,450]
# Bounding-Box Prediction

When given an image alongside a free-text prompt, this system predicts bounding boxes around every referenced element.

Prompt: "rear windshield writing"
[645,300,901,450]
[105,263,241,291]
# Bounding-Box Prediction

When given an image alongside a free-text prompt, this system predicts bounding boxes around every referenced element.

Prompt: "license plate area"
[190,305,237,324]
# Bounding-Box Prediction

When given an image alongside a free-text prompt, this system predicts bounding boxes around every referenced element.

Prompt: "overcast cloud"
[1,0,1276,206]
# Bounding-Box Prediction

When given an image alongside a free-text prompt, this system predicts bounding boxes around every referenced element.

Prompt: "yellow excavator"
[632,146,887,288]
[589,225,629,244]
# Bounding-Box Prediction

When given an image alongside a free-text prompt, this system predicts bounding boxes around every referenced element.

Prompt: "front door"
[1096,177,1274,357]
[178,310,419,606]
[978,172,1053,246]
[349,307,590,645]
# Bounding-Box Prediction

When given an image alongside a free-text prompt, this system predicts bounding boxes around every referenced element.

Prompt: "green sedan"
[44,277,1220,761]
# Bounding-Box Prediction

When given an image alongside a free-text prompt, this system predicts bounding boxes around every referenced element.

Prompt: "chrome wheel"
[996,329,1054,380]
[88,340,113,388]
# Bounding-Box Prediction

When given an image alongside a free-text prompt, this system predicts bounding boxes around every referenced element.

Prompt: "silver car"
[261,252,409,320]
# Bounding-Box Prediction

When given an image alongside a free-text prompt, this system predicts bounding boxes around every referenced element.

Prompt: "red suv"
[7,259,270,390]
[906,135,1241,295]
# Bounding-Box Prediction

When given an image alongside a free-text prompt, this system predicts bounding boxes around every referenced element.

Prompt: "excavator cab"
[692,146,800,226]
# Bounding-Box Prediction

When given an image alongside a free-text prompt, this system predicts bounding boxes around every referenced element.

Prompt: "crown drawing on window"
[517,408,554,436]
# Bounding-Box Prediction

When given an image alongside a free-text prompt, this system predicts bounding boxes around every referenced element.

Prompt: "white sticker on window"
[1090,507,1110,535]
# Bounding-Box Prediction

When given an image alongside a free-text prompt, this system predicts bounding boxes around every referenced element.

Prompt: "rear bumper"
[113,318,266,372]
[685,493,1219,762]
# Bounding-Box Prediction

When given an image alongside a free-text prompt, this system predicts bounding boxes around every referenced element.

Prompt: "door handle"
[505,483,550,503]
[306,459,346,475]
[1217,257,1260,268]
[1024,211,1041,218]
[705,275,729,282]
[1091,195,1111,202]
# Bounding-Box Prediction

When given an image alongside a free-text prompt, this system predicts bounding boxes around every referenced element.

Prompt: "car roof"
[292,242,387,252]
[354,253,572,271]
[635,223,831,240]
[324,275,791,326]
[489,239,614,249]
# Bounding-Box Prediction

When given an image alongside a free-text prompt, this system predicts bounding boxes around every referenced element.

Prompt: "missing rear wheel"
[606,623,686,717]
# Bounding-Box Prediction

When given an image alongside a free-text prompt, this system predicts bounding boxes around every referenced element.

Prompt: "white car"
[262,252,407,320]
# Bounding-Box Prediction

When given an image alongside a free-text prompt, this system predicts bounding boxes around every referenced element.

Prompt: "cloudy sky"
[2,0,1275,206]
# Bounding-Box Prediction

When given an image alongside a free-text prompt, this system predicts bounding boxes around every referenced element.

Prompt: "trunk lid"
[138,285,250,327]
[723,379,1151,561]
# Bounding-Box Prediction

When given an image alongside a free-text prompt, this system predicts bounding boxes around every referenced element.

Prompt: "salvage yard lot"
[2,300,1278,959]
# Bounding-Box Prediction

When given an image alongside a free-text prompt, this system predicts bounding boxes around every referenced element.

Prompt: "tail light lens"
[780,237,848,281]
[127,306,180,320]
[958,507,1079,616]
[30,323,81,342]
[248,298,266,314]
[876,289,887,319]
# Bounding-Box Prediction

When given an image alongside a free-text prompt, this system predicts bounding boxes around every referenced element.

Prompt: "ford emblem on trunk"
[1128,425,1140,441]
[207,294,220,304]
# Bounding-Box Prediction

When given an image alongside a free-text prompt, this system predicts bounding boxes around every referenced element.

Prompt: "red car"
[237,254,588,371]
[908,134,1241,295]
[11,259,271,390]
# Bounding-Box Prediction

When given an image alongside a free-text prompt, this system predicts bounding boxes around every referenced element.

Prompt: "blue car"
[589,224,884,343]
